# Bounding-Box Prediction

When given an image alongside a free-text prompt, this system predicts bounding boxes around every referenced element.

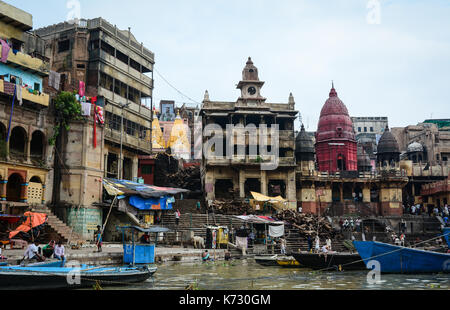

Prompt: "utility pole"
[119,102,130,180]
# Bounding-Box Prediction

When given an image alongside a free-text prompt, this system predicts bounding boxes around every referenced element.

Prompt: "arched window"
[9,126,27,159]
[7,173,24,202]
[30,130,45,161]
[337,154,346,171]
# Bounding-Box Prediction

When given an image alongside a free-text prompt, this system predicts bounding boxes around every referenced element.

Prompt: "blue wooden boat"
[353,240,450,274]
[0,264,156,290]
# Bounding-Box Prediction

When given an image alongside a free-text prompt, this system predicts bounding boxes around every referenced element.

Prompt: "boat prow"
[353,241,450,274]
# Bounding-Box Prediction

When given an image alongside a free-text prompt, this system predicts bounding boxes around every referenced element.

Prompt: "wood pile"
[275,210,335,238]
[211,199,253,215]
[167,166,201,192]
[154,153,179,187]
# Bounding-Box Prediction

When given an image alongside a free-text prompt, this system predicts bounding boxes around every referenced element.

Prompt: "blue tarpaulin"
[128,195,175,211]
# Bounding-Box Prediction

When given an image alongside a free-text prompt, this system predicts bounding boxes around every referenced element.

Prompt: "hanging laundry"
[90,96,97,105]
[95,105,104,124]
[49,71,61,90]
[81,101,91,116]
[15,83,22,106]
[79,81,85,97]
[0,39,10,63]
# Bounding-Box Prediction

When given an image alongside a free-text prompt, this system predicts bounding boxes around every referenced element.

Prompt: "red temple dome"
[316,86,356,142]
[315,85,357,172]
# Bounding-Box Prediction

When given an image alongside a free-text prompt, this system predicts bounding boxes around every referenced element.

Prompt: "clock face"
[248,86,257,96]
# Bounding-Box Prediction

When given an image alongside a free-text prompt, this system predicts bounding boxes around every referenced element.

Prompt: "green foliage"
[49,91,82,146]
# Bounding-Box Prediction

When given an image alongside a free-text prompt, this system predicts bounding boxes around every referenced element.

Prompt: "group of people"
[339,218,363,233]
[22,239,65,263]
[405,203,449,219]
[307,235,333,254]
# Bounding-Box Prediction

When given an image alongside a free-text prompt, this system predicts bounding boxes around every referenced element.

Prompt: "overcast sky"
[7,0,450,131]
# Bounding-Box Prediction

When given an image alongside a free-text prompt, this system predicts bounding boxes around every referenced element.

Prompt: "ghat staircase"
[30,205,84,244]
[159,213,349,254]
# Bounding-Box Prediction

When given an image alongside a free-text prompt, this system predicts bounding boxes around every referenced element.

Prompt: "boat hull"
[0,265,157,290]
[291,252,366,271]
[353,241,450,274]
[254,256,295,267]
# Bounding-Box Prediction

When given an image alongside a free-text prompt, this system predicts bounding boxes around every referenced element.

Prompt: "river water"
[116,259,450,290]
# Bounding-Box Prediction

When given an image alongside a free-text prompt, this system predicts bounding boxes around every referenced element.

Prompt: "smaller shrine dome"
[296,125,315,155]
[407,141,424,153]
[377,126,400,154]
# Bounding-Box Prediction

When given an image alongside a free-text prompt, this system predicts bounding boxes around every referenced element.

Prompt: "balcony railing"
[0,80,49,107]
[7,50,50,76]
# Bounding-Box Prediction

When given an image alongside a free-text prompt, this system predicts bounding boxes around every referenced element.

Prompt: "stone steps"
[31,205,84,244]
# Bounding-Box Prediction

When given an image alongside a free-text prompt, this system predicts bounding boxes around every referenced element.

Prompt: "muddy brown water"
[109,259,450,290]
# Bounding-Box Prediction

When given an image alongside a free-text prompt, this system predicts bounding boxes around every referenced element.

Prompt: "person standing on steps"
[94,225,103,253]
[175,209,181,227]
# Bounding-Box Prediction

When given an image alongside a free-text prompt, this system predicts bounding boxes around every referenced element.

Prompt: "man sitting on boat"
[22,241,45,263]
[54,240,65,261]
[42,240,55,258]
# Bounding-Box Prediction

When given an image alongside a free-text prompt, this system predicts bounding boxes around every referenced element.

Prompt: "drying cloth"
[0,40,10,63]
[268,224,285,238]
[79,81,85,97]
[81,101,91,116]
[16,84,22,105]
[95,105,104,124]
[49,71,61,90]
[236,236,248,249]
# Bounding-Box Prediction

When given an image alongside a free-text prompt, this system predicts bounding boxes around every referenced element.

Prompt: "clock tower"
[236,57,266,103]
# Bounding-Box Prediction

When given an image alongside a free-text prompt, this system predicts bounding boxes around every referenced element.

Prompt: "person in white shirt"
[54,240,65,261]
[22,241,44,262]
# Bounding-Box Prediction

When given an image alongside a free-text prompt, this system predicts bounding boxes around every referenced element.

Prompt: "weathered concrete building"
[0,1,53,212]
[30,18,155,239]
[200,58,298,209]
[33,18,155,183]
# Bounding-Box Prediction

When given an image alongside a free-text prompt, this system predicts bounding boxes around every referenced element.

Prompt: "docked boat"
[353,240,450,274]
[276,258,302,268]
[254,255,296,267]
[291,252,366,271]
[0,264,156,290]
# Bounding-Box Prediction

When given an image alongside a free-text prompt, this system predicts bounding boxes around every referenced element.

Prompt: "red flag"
[93,103,97,149]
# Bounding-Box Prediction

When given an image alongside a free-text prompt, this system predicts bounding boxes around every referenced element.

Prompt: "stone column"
[41,184,46,205]
[261,171,268,196]
[340,183,344,203]
[1,180,7,201]
[20,182,29,203]
[132,156,139,180]
[239,170,245,198]
[287,170,297,210]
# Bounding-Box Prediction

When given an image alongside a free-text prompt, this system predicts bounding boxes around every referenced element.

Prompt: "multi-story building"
[0,1,53,212]
[351,116,388,164]
[33,18,155,182]
[200,58,298,209]
[30,18,155,238]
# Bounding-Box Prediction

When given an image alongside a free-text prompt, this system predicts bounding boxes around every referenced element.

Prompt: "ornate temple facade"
[200,58,298,209]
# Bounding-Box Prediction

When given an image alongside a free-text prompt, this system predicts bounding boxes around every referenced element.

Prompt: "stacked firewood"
[154,153,180,187]
[166,166,201,191]
[275,210,334,238]
[211,199,253,215]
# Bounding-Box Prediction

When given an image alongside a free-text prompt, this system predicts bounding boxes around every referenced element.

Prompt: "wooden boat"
[276,258,302,268]
[0,264,157,290]
[291,252,367,271]
[353,241,450,274]
[254,255,296,267]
